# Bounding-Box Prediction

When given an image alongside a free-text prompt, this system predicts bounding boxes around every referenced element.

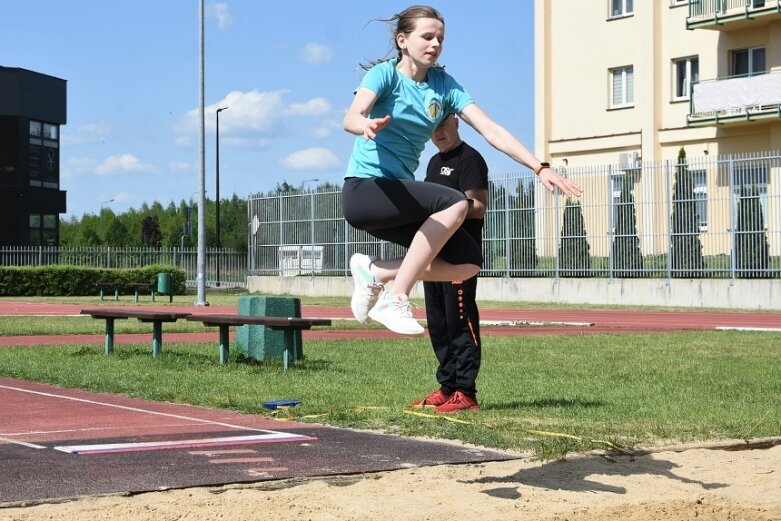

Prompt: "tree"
[141,216,163,248]
[611,176,643,277]
[735,184,770,278]
[104,218,130,247]
[670,148,705,277]
[508,179,538,275]
[558,199,591,277]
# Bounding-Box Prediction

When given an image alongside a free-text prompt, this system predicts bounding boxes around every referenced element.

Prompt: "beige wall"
[535,0,781,167]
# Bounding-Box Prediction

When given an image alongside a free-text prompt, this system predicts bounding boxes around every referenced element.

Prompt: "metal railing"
[687,0,781,25]
[248,150,781,280]
[4,151,779,284]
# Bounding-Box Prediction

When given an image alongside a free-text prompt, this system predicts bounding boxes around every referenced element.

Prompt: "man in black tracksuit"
[410,113,489,413]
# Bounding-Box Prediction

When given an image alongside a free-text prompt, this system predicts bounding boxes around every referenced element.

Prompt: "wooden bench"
[80,308,192,357]
[96,282,157,302]
[186,313,332,368]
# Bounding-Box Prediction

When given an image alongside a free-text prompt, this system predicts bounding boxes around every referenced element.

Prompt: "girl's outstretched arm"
[459,103,582,198]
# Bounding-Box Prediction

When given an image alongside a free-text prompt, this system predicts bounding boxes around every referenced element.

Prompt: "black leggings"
[342,177,483,267]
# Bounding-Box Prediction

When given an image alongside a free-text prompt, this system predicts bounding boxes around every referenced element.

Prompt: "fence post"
[607,164,615,280]
[310,191,315,278]
[503,181,510,278]
[728,154,736,284]
[665,159,672,284]
[554,185,560,282]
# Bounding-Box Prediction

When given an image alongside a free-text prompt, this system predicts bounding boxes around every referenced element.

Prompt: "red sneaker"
[434,391,479,413]
[409,389,451,408]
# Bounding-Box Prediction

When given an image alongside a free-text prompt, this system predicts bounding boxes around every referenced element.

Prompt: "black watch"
[534,162,550,176]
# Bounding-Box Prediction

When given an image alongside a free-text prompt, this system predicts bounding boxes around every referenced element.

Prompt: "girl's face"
[397,17,444,68]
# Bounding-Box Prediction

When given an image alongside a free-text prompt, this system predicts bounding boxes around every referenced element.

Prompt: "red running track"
[0,299,780,345]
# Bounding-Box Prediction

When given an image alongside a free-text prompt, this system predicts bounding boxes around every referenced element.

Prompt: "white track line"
[715,326,781,332]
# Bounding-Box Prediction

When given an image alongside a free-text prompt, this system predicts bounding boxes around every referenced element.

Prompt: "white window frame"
[610,0,634,18]
[672,56,699,101]
[610,66,634,108]
[731,47,766,77]
[732,165,769,230]
[691,169,708,232]
[670,0,687,5]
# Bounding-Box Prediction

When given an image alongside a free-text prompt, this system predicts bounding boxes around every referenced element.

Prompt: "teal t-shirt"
[345,59,474,180]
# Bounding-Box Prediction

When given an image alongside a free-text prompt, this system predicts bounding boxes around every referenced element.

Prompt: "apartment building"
[533,0,780,259]
[535,0,780,165]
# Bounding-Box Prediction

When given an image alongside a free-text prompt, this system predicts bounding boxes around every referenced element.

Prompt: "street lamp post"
[215,106,228,287]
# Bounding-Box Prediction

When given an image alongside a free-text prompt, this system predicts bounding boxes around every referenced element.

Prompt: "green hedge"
[0,264,186,297]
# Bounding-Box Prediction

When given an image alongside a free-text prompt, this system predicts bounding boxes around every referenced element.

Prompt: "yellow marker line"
[403,409,471,424]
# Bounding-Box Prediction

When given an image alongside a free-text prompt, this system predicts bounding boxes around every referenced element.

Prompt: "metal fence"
[248,150,781,280]
[0,247,247,288]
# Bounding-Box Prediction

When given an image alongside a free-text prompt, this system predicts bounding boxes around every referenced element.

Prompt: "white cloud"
[288,97,331,117]
[95,154,153,176]
[177,90,333,148]
[167,161,191,173]
[61,122,111,146]
[179,90,287,137]
[223,137,271,149]
[279,147,340,171]
[207,2,233,31]
[175,135,192,147]
[310,117,342,139]
[300,42,334,64]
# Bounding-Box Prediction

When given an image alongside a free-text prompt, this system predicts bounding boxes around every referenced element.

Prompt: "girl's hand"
[538,169,583,198]
[364,115,391,140]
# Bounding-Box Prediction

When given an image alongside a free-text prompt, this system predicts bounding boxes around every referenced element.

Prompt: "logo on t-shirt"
[426,100,442,121]
[439,166,454,176]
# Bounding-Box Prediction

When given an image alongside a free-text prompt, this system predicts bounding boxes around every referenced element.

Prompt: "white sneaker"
[350,253,383,324]
[368,292,424,336]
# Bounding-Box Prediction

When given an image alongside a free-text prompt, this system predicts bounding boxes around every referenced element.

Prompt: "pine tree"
[735,184,770,278]
[559,199,591,277]
[509,180,538,275]
[141,215,163,248]
[670,148,705,277]
[611,177,643,277]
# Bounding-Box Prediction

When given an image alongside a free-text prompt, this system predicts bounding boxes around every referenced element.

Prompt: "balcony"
[687,0,781,30]
[688,70,781,126]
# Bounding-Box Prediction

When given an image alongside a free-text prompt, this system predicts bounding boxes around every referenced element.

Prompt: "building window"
[610,66,634,108]
[673,57,699,101]
[732,165,768,229]
[43,123,60,148]
[610,0,633,18]
[731,47,766,77]
[29,121,42,139]
[692,170,708,232]
[28,214,58,246]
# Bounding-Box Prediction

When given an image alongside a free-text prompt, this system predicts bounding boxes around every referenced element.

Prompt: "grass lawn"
[0,323,778,460]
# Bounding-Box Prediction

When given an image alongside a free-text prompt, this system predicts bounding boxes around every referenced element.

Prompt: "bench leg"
[282,329,295,371]
[218,325,230,365]
[152,321,163,357]
[152,291,156,303]
[104,318,115,355]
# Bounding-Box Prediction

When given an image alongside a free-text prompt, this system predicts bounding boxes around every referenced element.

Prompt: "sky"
[0,1,536,218]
